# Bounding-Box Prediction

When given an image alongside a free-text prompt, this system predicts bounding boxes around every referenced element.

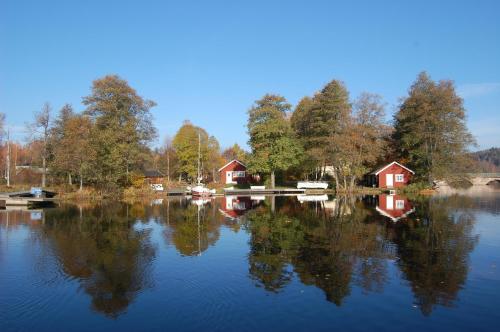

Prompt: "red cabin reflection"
[219,196,257,220]
[376,194,415,222]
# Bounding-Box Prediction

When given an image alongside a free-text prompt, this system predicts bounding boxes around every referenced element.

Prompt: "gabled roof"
[372,161,415,175]
[376,206,416,222]
[218,159,247,172]
[144,170,164,177]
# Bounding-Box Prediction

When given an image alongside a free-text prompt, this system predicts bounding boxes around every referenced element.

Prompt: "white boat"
[297,181,329,189]
[191,185,216,196]
[297,194,329,202]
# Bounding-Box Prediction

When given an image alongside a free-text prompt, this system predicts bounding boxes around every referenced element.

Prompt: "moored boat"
[191,185,216,196]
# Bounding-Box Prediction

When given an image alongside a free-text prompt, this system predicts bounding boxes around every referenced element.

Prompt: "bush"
[401,182,432,194]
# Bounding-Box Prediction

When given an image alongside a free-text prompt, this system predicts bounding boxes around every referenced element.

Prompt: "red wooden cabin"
[366,161,414,188]
[218,160,251,185]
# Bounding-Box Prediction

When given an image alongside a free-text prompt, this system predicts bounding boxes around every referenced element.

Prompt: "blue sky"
[1,0,499,150]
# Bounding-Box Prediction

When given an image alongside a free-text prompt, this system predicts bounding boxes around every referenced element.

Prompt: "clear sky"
[1,0,499,150]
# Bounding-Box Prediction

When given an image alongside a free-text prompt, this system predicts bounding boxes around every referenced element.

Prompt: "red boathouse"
[376,194,415,222]
[366,161,414,188]
[218,159,251,185]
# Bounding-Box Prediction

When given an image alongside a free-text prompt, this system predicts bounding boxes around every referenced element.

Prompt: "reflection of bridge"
[435,173,500,187]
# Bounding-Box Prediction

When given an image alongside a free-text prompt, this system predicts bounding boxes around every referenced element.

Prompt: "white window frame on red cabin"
[234,171,246,178]
[395,174,404,182]
[396,199,405,209]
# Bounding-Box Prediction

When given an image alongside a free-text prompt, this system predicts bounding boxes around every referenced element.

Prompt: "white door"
[386,174,393,187]
[226,171,233,183]
[387,195,394,210]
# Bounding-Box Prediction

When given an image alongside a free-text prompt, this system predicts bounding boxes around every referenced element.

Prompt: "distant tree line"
[471,148,500,172]
[0,71,485,193]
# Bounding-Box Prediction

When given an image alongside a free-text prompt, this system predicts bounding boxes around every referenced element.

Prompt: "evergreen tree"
[291,80,351,179]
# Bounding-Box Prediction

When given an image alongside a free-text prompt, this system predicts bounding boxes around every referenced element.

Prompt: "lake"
[1,189,500,331]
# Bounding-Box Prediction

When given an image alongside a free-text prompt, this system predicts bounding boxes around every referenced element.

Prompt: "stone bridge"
[435,173,500,187]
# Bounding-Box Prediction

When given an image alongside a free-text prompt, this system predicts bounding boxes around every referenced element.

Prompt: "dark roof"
[144,170,164,178]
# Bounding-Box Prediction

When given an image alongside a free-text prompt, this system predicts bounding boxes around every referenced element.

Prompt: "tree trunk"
[68,173,72,186]
[42,156,46,187]
[333,168,339,192]
[79,168,83,191]
[167,152,170,182]
[270,171,275,188]
[350,176,355,193]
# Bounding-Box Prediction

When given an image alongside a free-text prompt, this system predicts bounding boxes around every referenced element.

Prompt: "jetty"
[0,189,57,208]
[224,188,306,195]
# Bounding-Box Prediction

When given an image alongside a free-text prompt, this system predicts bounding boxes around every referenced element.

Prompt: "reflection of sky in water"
[1,193,500,331]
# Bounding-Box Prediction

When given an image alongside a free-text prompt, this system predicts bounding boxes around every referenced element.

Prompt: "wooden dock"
[224,188,306,195]
[0,189,57,208]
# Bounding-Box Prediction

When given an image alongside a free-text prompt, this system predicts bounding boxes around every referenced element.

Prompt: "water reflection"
[390,196,479,315]
[244,197,391,305]
[244,195,479,314]
[39,204,156,318]
[0,193,489,322]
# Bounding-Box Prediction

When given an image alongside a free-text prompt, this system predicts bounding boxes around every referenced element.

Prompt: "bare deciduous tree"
[28,102,52,187]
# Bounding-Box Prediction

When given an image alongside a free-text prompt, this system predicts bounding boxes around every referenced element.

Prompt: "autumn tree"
[0,112,4,141]
[393,72,475,183]
[49,105,94,189]
[247,94,303,188]
[291,81,351,179]
[172,121,222,182]
[50,104,75,184]
[158,136,178,183]
[206,136,225,182]
[82,75,157,191]
[222,143,248,163]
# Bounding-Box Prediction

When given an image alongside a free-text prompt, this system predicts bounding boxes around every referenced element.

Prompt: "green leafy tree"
[247,94,303,187]
[393,72,475,183]
[291,80,352,180]
[82,75,157,192]
[172,121,222,182]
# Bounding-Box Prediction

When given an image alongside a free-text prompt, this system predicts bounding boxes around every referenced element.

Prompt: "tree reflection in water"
[390,195,479,315]
[244,195,478,313]
[25,193,479,318]
[40,203,156,318]
[161,198,221,256]
[244,196,391,304]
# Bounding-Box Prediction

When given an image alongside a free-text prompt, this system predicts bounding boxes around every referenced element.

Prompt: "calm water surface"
[1,190,500,331]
